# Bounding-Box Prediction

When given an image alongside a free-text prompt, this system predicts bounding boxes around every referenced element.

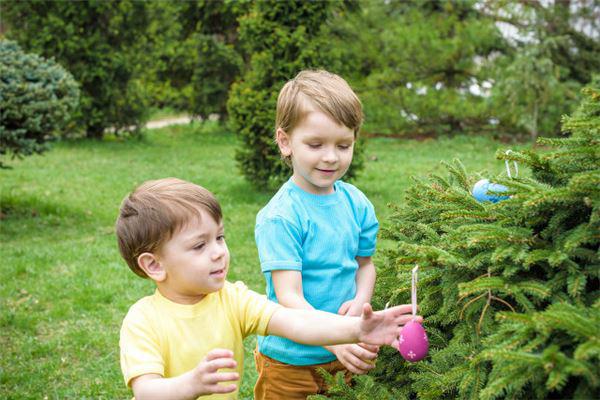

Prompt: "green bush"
[489,38,580,141]
[0,40,79,168]
[1,0,149,138]
[191,34,242,119]
[313,80,599,399]
[484,0,599,139]
[227,0,364,190]
[331,0,503,137]
[138,1,247,118]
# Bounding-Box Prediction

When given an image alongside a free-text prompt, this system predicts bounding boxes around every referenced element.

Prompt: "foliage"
[227,0,364,190]
[1,0,150,138]
[308,370,403,400]
[490,37,578,141]
[0,40,79,168]
[482,0,600,86]
[330,0,504,136]
[483,0,599,139]
[138,1,247,118]
[190,33,243,119]
[317,81,599,398]
[329,0,599,138]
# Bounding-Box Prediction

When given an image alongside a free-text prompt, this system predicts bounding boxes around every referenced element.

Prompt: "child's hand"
[358,303,421,346]
[329,343,379,374]
[130,349,239,400]
[190,349,239,396]
[338,298,366,317]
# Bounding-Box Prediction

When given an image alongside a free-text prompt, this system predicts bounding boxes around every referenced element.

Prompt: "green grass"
[0,123,529,399]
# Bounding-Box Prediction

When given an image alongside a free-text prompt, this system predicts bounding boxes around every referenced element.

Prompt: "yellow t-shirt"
[119,281,280,399]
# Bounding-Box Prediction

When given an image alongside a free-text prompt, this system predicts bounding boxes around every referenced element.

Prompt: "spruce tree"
[329,0,504,136]
[0,40,79,168]
[310,80,599,399]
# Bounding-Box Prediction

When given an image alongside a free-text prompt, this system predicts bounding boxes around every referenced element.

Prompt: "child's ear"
[276,128,292,157]
[137,252,167,282]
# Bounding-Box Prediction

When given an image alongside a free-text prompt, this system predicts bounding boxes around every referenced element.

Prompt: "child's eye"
[338,144,351,150]
[217,235,226,241]
[308,143,321,149]
[193,243,206,250]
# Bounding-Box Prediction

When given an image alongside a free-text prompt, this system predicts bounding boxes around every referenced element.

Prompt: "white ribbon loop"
[411,265,418,318]
[505,150,518,178]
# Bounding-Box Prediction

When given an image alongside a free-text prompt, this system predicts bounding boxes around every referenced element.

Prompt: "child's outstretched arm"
[266,303,418,346]
[130,349,238,400]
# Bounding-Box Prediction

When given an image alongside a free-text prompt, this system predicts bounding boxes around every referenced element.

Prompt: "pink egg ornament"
[398,320,428,362]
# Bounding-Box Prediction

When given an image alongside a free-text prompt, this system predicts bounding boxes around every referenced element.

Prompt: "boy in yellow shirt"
[116,177,418,399]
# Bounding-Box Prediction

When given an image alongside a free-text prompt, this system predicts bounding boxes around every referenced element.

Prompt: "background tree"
[482,0,600,86]
[311,79,599,399]
[1,0,149,138]
[484,0,600,138]
[490,38,577,141]
[139,0,248,119]
[329,0,505,136]
[0,40,79,168]
[227,0,363,190]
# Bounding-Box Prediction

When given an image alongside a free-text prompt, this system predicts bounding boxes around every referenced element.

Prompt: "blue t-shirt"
[256,179,379,365]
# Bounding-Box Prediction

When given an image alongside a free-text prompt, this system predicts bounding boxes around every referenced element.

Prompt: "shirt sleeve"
[231,281,282,337]
[119,306,164,387]
[357,197,379,257]
[255,216,303,272]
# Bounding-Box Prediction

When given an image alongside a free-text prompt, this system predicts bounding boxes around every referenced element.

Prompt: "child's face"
[156,209,229,303]
[281,110,354,195]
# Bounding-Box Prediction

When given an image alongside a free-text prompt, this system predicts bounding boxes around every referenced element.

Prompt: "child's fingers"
[357,343,380,354]
[337,300,352,315]
[394,314,423,326]
[343,352,375,374]
[205,349,234,361]
[352,345,378,360]
[205,358,238,372]
[207,383,238,394]
[206,371,239,384]
[388,304,412,316]
[362,303,373,318]
[397,315,423,325]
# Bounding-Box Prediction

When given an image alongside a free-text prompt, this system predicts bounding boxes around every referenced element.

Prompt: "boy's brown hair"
[276,70,363,138]
[115,178,222,278]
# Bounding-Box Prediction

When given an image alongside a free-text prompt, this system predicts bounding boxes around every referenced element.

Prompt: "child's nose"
[322,147,338,163]
[211,243,227,260]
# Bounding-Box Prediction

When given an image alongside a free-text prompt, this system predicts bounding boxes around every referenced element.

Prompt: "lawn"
[0,122,528,399]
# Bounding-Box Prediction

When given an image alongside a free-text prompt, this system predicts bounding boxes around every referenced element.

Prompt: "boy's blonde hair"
[115,178,222,278]
[276,70,363,138]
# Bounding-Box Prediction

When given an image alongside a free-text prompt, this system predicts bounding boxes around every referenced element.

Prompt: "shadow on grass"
[0,194,95,242]
[55,122,236,157]
[0,193,87,220]
[55,132,159,152]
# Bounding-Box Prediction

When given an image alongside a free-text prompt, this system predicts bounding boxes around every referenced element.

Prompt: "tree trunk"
[531,102,539,142]
[86,124,105,140]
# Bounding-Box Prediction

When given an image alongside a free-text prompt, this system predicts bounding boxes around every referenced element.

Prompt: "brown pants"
[254,349,353,400]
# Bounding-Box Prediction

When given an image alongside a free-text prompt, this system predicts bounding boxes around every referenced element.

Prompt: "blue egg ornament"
[472,179,509,203]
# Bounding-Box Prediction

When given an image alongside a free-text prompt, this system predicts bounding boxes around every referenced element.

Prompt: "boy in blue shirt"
[254,70,380,399]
